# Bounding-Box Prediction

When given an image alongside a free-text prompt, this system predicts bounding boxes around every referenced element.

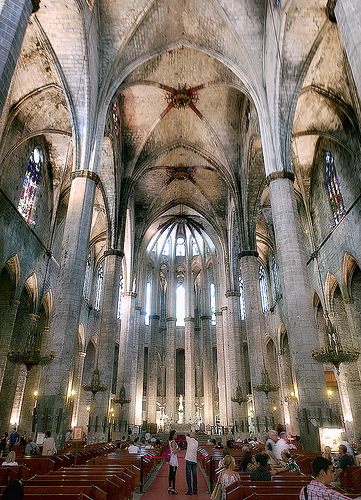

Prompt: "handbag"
[210,479,222,500]
[164,444,171,463]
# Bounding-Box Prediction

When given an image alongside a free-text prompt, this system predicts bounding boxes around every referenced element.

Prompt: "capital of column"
[185,317,195,322]
[135,305,142,311]
[103,249,124,258]
[149,314,160,321]
[220,306,228,312]
[200,315,212,320]
[215,311,222,316]
[239,250,258,259]
[122,291,137,298]
[167,317,176,322]
[265,170,295,186]
[70,170,100,185]
[78,351,86,358]
[225,290,240,298]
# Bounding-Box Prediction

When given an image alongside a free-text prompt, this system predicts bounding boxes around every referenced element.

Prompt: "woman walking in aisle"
[168,430,180,494]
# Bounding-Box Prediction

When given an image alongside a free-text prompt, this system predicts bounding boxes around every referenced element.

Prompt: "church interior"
[1,0,361,452]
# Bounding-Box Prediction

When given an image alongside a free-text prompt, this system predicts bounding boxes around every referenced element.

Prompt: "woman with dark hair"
[168,430,180,494]
[0,432,8,458]
[2,480,24,500]
[239,450,255,472]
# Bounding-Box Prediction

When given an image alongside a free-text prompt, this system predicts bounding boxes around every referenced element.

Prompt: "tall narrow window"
[272,253,280,300]
[83,253,91,300]
[176,237,186,256]
[325,152,346,223]
[193,242,199,256]
[239,276,246,320]
[162,239,170,255]
[117,276,124,319]
[94,263,103,310]
[145,282,151,325]
[210,283,216,325]
[176,284,185,326]
[112,99,120,135]
[259,265,268,312]
[18,147,42,225]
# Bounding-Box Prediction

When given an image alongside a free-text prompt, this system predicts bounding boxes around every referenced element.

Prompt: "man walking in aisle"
[185,431,199,495]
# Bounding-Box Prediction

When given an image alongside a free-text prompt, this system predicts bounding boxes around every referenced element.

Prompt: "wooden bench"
[0,485,107,500]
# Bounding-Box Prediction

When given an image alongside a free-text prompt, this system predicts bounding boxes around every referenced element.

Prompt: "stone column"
[71,351,86,428]
[200,315,213,425]
[0,299,20,391]
[0,0,38,117]
[129,305,141,425]
[116,291,136,431]
[147,314,159,423]
[239,253,270,437]
[334,0,361,101]
[166,316,177,423]
[267,173,329,450]
[37,171,99,445]
[215,310,228,426]
[185,316,196,423]
[277,351,299,436]
[221,305,232,425]
[135,309,145,426]
[225,291,248,427]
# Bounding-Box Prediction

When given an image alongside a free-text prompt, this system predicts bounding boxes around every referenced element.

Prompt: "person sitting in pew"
[300,456,350,499]
[2,480,24,500]
[250,453,277,481]
[128,441,140,453]
[25,437,40,456]
[277,450,301,473]
[2,450,18,466]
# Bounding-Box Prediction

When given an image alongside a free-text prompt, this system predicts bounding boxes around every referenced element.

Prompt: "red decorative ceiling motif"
[159,83,205,119]
[166,164,196,185]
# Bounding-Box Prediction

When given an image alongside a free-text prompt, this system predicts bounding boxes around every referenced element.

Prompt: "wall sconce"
[86,406,90,412]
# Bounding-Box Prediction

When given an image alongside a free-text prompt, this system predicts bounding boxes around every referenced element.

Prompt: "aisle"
[138,449,211,499]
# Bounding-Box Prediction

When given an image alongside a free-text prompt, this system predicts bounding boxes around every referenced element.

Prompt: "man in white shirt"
[128,442,139,454]
[185,431,199,495]
[274,431,295,460]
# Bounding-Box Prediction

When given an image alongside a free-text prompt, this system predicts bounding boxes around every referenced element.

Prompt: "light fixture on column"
[284,391,298,403]
[112,385,131,408]
[231,385,248,404]
[82,366,108,396]
[311,318,359,375]
[7,330,55,372]
[253,367,279,397]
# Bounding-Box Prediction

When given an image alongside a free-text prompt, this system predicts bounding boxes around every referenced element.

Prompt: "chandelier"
[311,320,359,375]
[254,367,279,397]
[7,331,55,372]
[82,367,108,396]
[112,385,131,407]
[231,385,248,404]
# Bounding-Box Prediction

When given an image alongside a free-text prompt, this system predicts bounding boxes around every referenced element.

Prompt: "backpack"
[164,443,171,463]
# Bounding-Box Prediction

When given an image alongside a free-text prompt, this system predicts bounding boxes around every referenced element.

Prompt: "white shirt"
[128,444,139,453]
[273,438,290,460]
[185,436,198,463]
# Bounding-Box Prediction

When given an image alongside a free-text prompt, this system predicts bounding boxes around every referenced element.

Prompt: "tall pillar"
[135,309,145,426]
[200,315,213,425]
[215,310,227,426]
[267,173,329,450]
[185,316,195,423]
[147,314,159,423]
[37,171,99,445]
[0,0,38,117]
[166,316,177,423]
[239,253,270,437]
[225,291,248,428]
[221,305,232,424]
[71,351,86,428]
[129,305,141,425]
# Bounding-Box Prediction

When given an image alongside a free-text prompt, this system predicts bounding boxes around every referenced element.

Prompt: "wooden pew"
[0,485,107,500]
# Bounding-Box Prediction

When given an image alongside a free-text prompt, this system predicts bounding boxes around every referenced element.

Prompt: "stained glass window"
[176,284,185,326]
[117,275,123,319]
[145,281,151,325]
[259,265,268,312]
[18,147,42,225]
[193,242,199,256]
[210,283,216,325]
[176,237,186,256]
[272,253,280,300]
[94,263,103,310]
[112,99,120,136]
[239,276,246,320]
[325,152,346,223]
[162,239,170,255]
[83,253,91,300]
